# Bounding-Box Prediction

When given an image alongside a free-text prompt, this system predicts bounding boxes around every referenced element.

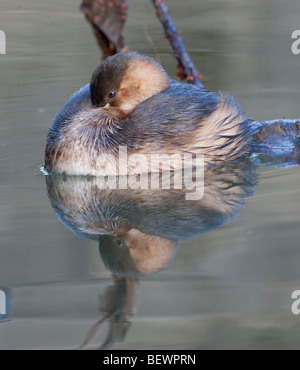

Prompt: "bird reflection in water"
[45,160,256,349]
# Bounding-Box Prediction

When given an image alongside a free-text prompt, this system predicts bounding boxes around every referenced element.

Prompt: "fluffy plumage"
[45,52,256,176]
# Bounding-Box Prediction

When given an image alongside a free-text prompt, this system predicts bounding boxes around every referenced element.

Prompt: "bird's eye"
[116,239,125,248]
[108,91,116,99]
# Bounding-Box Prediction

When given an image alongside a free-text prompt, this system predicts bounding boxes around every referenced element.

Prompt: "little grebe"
[45,52,254,176]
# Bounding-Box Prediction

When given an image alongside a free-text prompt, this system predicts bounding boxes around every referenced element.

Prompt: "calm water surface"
[0,0,300,350]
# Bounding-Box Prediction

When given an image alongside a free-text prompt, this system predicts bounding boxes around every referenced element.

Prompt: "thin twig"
[150,0,203,87]
[75,276,138,351]
[76,316,110,350]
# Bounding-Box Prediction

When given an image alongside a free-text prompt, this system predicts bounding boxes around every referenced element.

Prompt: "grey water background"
[0,0,300,349]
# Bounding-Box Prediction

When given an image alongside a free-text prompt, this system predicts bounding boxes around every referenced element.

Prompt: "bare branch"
[253,119,300,134]
[253,119,300,146]
[150,0,203,88]
[80,0,128,60]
